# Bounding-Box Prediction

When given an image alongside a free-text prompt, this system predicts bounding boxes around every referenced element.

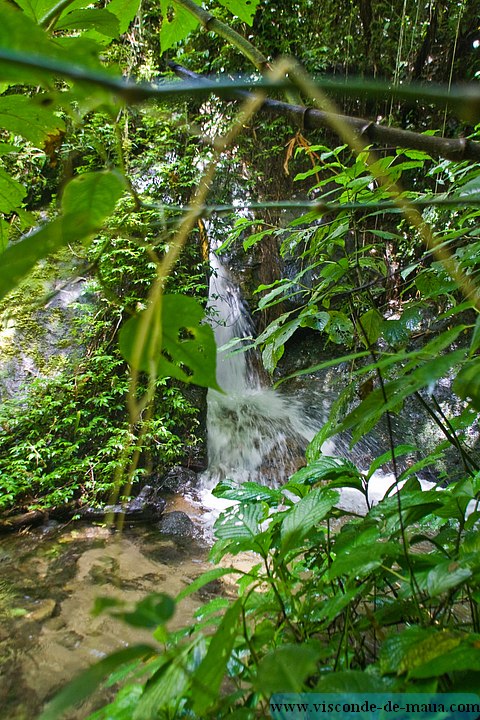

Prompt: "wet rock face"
[156,466,198,494]
[158,511,195,537]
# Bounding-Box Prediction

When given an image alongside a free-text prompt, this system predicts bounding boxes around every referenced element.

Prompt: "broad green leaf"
[0,217,9,252]
[38,645,155,720]
[0,171,125,301]
[0,168,26,213]
[160,0,199,52]
[314,670,388,692]
[453,360,480,410]
[287,456,362,487]
[212,479,282,505]
[326,541,398,580]
[281,488,339,553]
[358,308,382,346]
[458,175,480,201]
[92,593,174,628]
[61,170,125,225]
[214,502,266,542]
[409,638,480,678]
[105,0,142,34]
[192,599,242,715]
[415,269,456,298]
[0,95,66,147]
[118,295,221,391]
[255,645,321,693]
[380,626,430,674]
[55,9,120,38]
[426,561,472,597]
[325,311,354,345]
[469,315,480,356]
[219,0,259,25]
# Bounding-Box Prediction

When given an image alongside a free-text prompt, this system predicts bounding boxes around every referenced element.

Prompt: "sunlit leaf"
[55,9,120,38]
[159,0,199,52]
[0,95,66,147]
[0,168,26,213]
[358,308,382,346]
[0,171,125,301]
[281,488,339,553]
[219,0,260,25]
[118,295,221,390]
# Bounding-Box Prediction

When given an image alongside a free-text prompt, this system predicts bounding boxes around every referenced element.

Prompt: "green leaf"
[380,626,432,674]
[0,217,9,252]
[105,0,141,33]
[314,670,388,692]
[0,171,125,301]
[214,502,266,542]
[61,170,125,226]
[426,561,472,597]
[255,645,321,693]
[133,657,190,720]
[469,315,480,355]
[326,541,398,580]
[281,488,339,553]
[122,594,175,628]
[0,167,26,213]
[55,9,120,38]
[409,638,480,678]
[358,308,382,346]
[118,295,221,390]
[38,645,155,720]
[338,349,466,445]
[457,175,480,201]
[92,593,175,627]
[176,566,241,601]
[453,360,480,410]
[192,599,242,715]
[219,0,259,25]
[160,0,199,51]
[212,479,282,505]
[326,311,355,345]
[287,456,362,487]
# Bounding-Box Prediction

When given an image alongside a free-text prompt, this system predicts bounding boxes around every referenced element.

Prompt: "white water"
[201,254,318,491]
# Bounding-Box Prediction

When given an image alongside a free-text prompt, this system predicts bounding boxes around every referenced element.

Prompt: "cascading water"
[201,253,319,489]
[198,252,432,516]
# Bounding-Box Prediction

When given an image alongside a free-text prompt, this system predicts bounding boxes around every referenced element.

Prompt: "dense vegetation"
[0,0,479,717]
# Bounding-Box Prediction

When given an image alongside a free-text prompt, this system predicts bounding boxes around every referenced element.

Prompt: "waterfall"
[200,254,319,489]
[198,254,435,517]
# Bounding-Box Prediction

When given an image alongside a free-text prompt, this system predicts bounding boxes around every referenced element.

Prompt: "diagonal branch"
[169,62,480,163]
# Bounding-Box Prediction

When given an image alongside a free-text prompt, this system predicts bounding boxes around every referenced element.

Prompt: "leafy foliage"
[0,0,479,718]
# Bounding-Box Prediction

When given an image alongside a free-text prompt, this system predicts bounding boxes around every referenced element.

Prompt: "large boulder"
[157,511,195,538]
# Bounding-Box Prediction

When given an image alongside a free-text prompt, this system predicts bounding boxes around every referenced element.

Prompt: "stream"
[0,495,214,719]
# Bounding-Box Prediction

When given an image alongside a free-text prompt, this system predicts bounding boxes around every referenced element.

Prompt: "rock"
[80,485,166,522]
[26,599,57,623]
[156,466,198,493]
[158,511,195,537]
